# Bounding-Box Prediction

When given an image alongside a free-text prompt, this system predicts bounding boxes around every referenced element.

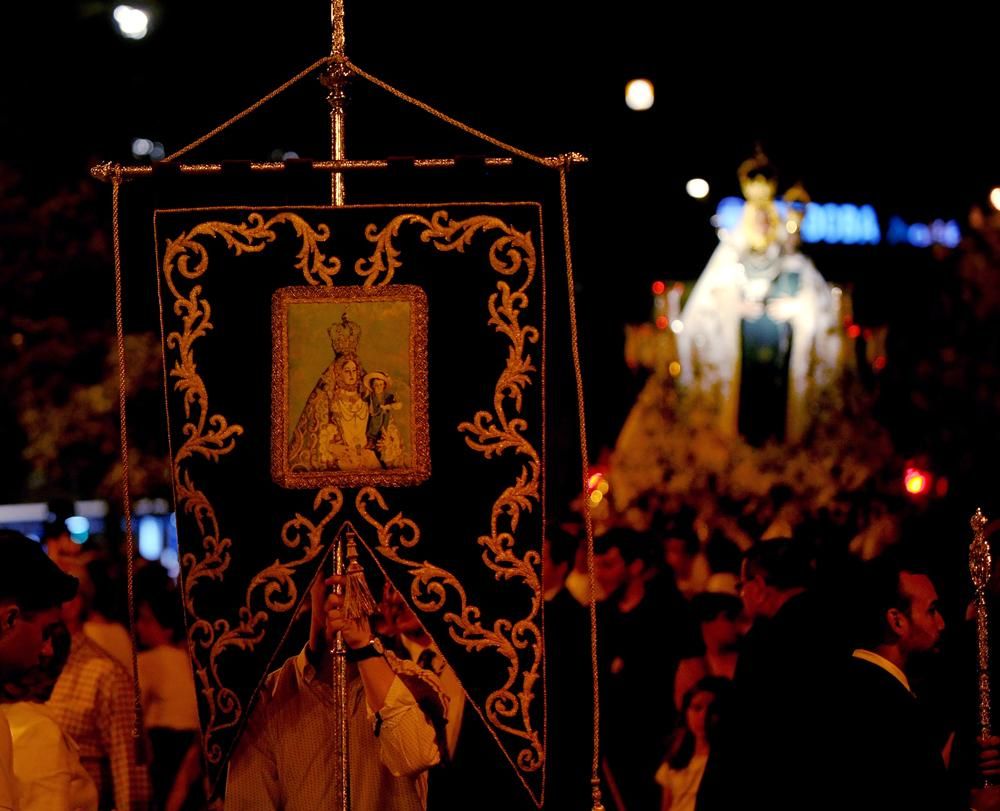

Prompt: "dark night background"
[4,6,1000,810]
[2,4,1000,546]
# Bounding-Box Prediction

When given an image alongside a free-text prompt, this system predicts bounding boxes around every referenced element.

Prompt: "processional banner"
[155,202,547,803]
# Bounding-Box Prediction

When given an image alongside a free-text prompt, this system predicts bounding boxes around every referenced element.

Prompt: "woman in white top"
[655,677,729,811]
[135,579,201,810]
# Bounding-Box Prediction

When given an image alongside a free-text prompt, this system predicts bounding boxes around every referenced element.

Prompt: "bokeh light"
[904,467,930,496]
[113,5,150,40]
[686,178,710,199]
[625,79,654,111]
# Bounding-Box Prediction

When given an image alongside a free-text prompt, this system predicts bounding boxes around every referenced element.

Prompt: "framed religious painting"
[271,283,430,488]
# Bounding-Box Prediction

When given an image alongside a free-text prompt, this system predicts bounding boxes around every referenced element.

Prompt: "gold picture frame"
[271,283,430,488]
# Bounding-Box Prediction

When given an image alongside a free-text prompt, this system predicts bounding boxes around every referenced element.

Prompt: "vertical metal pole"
[329,3,350,801]
[971,507,994,787]
[327,0,348,205]
[331,536,349,810]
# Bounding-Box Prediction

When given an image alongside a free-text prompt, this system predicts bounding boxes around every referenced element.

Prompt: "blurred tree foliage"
[0,163,169,502]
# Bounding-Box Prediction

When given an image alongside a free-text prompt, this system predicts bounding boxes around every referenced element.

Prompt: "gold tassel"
[342,530,377,622]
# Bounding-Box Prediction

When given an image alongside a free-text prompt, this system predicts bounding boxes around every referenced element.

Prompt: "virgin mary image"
[287,313,385,471]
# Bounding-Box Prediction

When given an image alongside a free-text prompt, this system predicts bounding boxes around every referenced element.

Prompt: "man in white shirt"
[226,573,446,811]
[0,530,80,811]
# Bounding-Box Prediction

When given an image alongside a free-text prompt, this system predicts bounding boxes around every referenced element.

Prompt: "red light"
[904,467,931,496]
[652,281,666,295]
[655,315,669,330]
[873,355,887,371]
[847,324,861,339]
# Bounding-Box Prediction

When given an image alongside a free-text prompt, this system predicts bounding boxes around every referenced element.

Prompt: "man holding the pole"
[226,574,446,811]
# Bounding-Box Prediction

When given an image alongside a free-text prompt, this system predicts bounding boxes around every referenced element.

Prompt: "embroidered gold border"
[157,210,344,765]
[351,207,546,798]
[271,284,431,488]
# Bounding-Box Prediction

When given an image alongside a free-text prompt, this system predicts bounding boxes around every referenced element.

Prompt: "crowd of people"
[545,514,1000,811]
[3,506,1000,810]
[0,521,202,811]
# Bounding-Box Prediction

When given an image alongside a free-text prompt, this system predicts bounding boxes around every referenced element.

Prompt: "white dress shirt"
[2,702,98,811]
[225,648,440,811]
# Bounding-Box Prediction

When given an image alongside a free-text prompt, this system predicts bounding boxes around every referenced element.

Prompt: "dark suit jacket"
[697,590,847,811]
[600,576,701,811]
[543,588,595,811]
[835,655,957,810]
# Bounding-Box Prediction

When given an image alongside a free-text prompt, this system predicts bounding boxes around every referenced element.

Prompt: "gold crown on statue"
[327,312,361,357]
[737,145,776,188]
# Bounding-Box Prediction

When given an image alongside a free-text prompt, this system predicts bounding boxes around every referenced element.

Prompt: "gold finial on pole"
[321,0,349,205]
[971,507,994,786]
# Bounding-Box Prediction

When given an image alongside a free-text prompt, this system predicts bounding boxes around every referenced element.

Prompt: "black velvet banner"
[154,203,547,802]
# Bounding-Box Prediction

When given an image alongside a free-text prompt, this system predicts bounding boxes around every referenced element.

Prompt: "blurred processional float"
[604,148,898,556]
[90,1,605,808]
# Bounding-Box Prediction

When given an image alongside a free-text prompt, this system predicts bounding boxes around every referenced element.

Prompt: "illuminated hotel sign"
[715,198,960,249]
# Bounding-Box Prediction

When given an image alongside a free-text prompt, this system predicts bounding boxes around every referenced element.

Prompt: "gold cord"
[558,165,604,811]
[99,53,587,177]
[342,60,552,168]
[111,175,144,743]
[158,50,557,169]
[164,55,335,163]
